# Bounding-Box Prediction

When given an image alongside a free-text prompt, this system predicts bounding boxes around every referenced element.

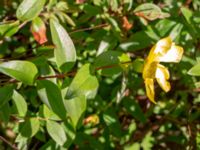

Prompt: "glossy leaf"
[50,19,76,72]
[134,3,170,21]
[37,80,67,120]
[64,96,86,129]
[40,104,60,121]
[0,21,19,37]
[118,30,158,51]
[19,118,40,138]
[0,60,38,85]
[94,51,130,76]
[188,63,200,76]
[66,64,98,99]
[12,90,27,117]
[16,0,46,21]
[61,121,76,148]
[46,120,67,146]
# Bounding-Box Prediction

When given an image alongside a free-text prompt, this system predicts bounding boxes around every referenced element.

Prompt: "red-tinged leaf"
[31,17,47,44]
[76,0,85,4]
[122,16,133,31]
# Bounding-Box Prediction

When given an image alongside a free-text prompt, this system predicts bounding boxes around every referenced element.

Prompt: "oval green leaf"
[0,21,19,37]
[16,0,46,21]
[188,63,200,76]
[12,90,27,117]
[64,96,86,129]
[46,120,67,146]
[19,118,40,138]
[50,19,76,72]
[0,60,38,85]
[66,64,98,99]
[94,51,130,76]
[134,3,169,21]
[37,80,67,120]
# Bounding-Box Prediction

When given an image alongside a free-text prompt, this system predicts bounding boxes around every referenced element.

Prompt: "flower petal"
[156,64,171,92]
[146,37,172,62]
[158,45,184,62]
[143,61,158,79]
[153,36,172,56]
[145,78,156,103]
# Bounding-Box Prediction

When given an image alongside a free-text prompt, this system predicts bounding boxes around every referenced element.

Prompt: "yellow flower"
[142,37,184,103]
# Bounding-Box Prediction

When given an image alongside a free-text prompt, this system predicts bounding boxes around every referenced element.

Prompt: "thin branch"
[0,61,133,85]
[69,23,109,34]
[0,136,18,150]
[18,21,28,29]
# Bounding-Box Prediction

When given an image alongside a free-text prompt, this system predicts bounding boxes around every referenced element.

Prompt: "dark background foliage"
[0,0,200,150]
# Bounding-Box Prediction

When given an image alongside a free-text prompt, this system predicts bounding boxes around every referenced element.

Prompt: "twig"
[69,23,109,34]
[0,61,133,85]
[18,21,28,29]
[0,136,18,150]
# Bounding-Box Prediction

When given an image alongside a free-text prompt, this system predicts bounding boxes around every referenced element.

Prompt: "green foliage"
[16,0,46,21]
[50,18,76,72]
[0,60,38,85]
[0,0,200,149]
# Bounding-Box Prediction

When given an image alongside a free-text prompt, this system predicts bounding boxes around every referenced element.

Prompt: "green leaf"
[82,4,102,15]
[50,19,76,72]
[64,96,86,129]
[0,21,19,37]
[123,98,147,123]
[188,63,200,76]
[0,85,13,107]
[181,7,194,26]
[74,132,104,150]
[37,80,67,120]
[94,51,130,76]
[40,104,61,121]
[19,118,40,138]
[47,0,57,11]
[66,64,98,99]
[181,7,197,39]
[103,107,122,138]
[0,61,38,85]
[12,90,27,117]
[141,132,155,150]
[46,120,67,146]
[106,16,121,38]
[118,29,158,51]
[132,58,144,73]
[97,35,118,56]
[62,122,76,148]
[39,140,60,150]
[134,3,170,21]
[0,103,11,123]
[125,143,140,150]
[16,0,46,21]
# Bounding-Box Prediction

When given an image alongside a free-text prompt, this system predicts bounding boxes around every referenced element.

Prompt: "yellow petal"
[142,61,158,79]
[156,64,171,92]
[153,37,172,57]
[158,45,184,63]
[145,78,156,103]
